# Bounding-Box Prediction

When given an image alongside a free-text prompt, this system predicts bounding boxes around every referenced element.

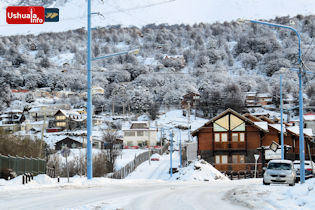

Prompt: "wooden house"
[55,137,83,151]
[192,108,314,175]
[181,92,200,110]
[48,110,86,131]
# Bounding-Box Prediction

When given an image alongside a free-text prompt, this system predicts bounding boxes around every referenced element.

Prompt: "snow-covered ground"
[0,0,315,35]
[137,109,208,144]
[50,148,147,170]
[126,152,229,182]
[115,149,147,170]
[1,174,315,209]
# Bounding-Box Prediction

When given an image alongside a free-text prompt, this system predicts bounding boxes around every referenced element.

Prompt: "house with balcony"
[48,110,86,132]
[0,109,25,132]
[123,121,158,147]
[192,108,314,176]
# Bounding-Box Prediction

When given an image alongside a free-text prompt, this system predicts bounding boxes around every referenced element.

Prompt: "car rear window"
[268,163,291,170]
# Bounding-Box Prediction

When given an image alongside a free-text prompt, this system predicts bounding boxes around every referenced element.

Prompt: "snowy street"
[1,178,257,210]
[2,174,315,209]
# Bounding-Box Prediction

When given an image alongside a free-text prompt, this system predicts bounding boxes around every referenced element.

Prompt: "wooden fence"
[109,144,169,179]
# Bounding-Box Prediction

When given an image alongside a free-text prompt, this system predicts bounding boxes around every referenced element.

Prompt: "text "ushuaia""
[6,6,45,24]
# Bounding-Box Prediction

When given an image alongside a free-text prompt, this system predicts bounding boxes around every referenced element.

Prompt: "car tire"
[289,182,295,186]
[263,180,270,185]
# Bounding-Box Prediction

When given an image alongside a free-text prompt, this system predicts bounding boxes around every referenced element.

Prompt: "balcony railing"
[213,163,263,172]
[214,142,246,150]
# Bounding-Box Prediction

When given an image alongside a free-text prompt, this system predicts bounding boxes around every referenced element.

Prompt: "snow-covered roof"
[254,122,268,131]
[257,93,271,98]
[251,112,269,116]
[246,91,257,96]
[269,124,286,133]
[58,109,80,117]
[286,126,313,138]
[3,109,23,113]
[304,114,315,121]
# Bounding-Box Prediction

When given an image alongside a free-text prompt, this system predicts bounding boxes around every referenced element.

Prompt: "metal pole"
[250,20,305,184]
[254,159,257,178]
[170,131,173,177]
[298,66,305,183]
[179,130,182,168]
[280,75,284,160]
[86,0,93,179]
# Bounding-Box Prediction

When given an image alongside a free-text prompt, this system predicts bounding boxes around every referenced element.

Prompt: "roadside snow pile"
[150,153,161,159]
[174,160,229,182]
[33,174,54,185]
[229,177,315,209]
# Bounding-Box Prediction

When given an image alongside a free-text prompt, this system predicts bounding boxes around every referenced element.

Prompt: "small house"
[123,121,158,147]
[55,137,83,150]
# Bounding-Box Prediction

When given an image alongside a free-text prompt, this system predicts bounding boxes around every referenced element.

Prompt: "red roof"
[11,89,29,93]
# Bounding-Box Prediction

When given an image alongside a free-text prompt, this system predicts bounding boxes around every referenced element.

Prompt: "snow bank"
[173,159,230,182]
[33,174,54,185]
[229,177,315,209]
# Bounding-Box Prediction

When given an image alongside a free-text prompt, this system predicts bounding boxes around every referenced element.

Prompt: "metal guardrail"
[0,154,46,176]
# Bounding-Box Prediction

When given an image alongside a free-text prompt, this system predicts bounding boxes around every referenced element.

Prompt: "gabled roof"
[268,124,287,135]
[191,108,268,136]
[243,113,263,122]
[259,116,275,124]
[286,126,313,139]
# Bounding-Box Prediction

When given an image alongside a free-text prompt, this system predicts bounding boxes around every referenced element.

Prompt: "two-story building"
[192,108,314,175]
[48,110,86,132]
[123,121,158,147]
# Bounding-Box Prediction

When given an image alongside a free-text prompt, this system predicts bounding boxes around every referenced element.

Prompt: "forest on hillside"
[0,15,314,116]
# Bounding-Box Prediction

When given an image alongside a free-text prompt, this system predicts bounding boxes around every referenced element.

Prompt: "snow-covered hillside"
[0,0,314,35]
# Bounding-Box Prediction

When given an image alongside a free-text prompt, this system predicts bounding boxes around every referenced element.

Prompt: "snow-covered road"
[0,179,253,210]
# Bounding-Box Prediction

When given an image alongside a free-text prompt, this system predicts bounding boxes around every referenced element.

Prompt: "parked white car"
[263,160,296,186]
[293,160,315,181]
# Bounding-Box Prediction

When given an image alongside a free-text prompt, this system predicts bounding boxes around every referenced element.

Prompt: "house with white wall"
[123,121,158,147]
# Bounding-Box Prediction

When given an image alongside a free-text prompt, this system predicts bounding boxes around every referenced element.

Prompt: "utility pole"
[179,130,182,168]
[187,101,191,124]
[39,107,46,158]
[86,0,93,180]
[86,0,139,179]
[112,100,115,116]
[169,131,174,178]
[280,75,284,160]
[250,20,306,184]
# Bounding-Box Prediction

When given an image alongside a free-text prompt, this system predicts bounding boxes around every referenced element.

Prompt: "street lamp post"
[87,0,139,180]
[250,20,305,183]
[280,75,284,160]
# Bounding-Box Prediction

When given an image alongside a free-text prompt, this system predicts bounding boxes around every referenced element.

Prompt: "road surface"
[0,179,257,210]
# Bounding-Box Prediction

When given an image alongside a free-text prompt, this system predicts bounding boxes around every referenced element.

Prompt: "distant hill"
[0,0,314,35]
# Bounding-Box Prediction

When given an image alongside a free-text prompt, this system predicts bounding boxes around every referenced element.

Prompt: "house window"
[56,122,66,127]
[137,141,143,147]
[125,131,135,136]
[232,155,245,164]
[214,133,228,142]
[240,133,245,142]
[56,115,66,120]
[221,133,227,142]
[232,133,245,142]
[215,155,228,164]
[232,133,238,142]
[137,131,144,136]
[215,133,220,142]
